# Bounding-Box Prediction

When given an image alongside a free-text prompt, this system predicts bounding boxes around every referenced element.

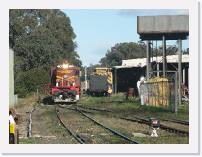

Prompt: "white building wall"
[121,54,189,68]
[9,49,15,107]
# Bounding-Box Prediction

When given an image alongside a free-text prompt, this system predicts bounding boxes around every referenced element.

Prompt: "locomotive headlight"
[63,63,69,69]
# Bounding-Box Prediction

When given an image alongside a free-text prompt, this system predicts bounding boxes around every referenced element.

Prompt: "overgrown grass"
[20,138,36,144]
[109,136,127,144]
[80,93,189,121]
[38,106,69,136]
[134,136,189,144]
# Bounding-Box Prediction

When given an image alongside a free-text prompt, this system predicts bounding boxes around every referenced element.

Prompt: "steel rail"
[133,116,189,136]
[58,104,188,138]
[75,105,189,127]
[55,106,85,144]
[121,117,188,136]
[75,107,139,144]
[58,104,93,114]
[161,118,189,125]
[72,106,189,136]
[76,105,112,112]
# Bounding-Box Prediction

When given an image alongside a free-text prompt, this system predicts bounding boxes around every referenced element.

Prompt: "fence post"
[36,88,40,103]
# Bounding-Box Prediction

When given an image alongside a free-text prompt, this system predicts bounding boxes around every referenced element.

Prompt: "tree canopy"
[100,42,146,67]
[10,9,82,70]
[10,9,82,96]
[99,42,188,67]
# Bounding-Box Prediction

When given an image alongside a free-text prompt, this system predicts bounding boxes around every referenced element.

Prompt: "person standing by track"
[9,110,16,144]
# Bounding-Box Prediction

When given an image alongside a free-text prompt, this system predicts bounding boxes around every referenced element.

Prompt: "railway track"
[55,106,86,144]
[57,104,139,144]
[71,105,189,136]
[76,104,112,112]
[161,118,189,126]
[122,116,189,136]
[75,107,139,144]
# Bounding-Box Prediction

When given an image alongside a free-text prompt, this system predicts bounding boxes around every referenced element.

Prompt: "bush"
[15,68,50,97]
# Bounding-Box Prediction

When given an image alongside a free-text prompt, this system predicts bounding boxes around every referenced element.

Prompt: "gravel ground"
[16,96,77,144]
[58,107,128,144]
[15,96,38,139]
[91,114,188,144]
[15,95,189,144]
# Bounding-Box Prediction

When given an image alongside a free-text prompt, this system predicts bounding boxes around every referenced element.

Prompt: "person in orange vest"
[9,111,16,144]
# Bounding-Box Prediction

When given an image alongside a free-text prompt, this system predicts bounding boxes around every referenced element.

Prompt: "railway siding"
[57,104,138,144]
[16,94,189,144]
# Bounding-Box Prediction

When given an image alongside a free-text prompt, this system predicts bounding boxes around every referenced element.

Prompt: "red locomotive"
[50,60,80,103]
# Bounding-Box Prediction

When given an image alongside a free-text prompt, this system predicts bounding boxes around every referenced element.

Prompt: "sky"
[62,9,189,66]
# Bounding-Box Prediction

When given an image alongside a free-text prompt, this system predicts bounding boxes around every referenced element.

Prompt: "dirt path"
[15,96,76,144]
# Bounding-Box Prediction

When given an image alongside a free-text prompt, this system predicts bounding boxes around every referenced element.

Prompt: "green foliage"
[10,9,82,70]
[15,68,49,97]
[14,28,62,71]
[10,9,82,96]
[99,42,180,67]
[100,42,147,67]
[86,64,101,79]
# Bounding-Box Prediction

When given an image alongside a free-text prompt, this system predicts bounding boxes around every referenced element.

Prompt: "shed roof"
[114,54,189,69]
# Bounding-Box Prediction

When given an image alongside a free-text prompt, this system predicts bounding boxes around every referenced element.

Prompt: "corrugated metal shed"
[114,54,189,69]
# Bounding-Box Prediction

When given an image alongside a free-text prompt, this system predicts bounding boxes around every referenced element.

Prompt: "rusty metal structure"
[137,15,189,112]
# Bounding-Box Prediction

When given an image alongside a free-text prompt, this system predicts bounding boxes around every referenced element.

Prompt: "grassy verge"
[80,94,189,121]
[20,138,38,144]
[134,136,189,144]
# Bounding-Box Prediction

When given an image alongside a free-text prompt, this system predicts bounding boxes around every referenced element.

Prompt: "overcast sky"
[62,9,189,66]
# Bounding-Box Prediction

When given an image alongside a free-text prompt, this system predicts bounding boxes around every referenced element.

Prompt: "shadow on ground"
[42,96,54,105]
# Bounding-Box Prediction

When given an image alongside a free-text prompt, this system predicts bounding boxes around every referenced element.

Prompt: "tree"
[183,48,189,54]
[15,68,50,97]
[99,42,146,67]
[99,42,179,67]
[9,9,82,96]
[10,9,82,70]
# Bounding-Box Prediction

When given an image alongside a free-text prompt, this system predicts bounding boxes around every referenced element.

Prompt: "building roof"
[114,54,189,69]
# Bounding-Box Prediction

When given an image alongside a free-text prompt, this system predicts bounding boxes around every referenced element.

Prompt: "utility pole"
[162,35,167,77]
[177,39,182,107]
[146,40,151,80]
[174,72,178,113]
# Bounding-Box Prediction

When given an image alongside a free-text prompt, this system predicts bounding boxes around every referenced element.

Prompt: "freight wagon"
[88,67,113,96]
